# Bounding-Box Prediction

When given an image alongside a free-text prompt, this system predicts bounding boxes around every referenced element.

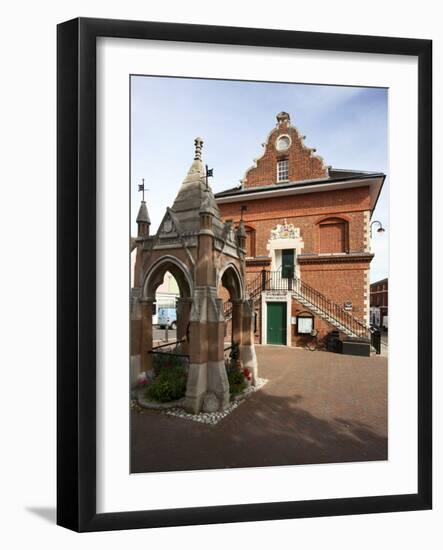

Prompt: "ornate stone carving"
[202,392,220,413]
[270,219,300,240]
[163,217,174,233]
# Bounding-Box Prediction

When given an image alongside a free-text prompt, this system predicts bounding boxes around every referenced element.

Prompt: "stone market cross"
[131,138,258,413]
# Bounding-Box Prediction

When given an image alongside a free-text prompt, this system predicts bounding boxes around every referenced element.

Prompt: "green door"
[267,302,287,345]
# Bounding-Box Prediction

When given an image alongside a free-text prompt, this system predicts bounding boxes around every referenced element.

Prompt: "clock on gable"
[276,135,291,152]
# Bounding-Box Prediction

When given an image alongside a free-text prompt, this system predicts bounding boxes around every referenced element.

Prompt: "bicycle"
[305,329,319,351]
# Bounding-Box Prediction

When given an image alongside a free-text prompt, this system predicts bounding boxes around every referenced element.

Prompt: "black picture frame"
[57,17,432,532]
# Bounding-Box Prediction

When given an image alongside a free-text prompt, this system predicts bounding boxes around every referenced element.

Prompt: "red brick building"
[370,278,388,329]
[215,112,385,347]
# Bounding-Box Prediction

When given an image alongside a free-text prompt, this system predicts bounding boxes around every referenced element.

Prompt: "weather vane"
[138,178,148,201]
[205,165,214,190]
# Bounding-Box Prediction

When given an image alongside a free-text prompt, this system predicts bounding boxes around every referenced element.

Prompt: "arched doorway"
[218,264,258,384]
[141,256,193,371]
[218,263,243,347]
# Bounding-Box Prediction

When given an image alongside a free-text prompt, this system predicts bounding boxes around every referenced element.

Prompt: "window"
[297,313,314,334]
[245,226,256,257]
[277,160,289,182]
[319,218,348,253]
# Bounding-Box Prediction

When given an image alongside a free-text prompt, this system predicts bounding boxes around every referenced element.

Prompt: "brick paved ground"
[131,345,387,473]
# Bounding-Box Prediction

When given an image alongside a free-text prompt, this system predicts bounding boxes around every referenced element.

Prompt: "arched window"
[318,218,348,253]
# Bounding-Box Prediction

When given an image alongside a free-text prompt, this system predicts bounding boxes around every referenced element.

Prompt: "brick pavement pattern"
[131,346,387,473]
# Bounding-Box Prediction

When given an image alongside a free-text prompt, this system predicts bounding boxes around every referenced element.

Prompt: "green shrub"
[145,364,187,402]
[226,366,247,396]
[152,353,186,376]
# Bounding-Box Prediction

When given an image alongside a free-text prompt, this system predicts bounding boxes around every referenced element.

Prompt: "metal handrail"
[223,270,269,320]
[151,338,186,351]
[291,274,369,339]
[223,269,370,339]
[149,350,190,358]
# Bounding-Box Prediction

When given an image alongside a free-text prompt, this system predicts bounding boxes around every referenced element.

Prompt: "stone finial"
[276,111,290,124]
[237,218,246,238]
[194,137,204,160]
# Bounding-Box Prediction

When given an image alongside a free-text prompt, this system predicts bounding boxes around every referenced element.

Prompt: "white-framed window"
[277,159,289,182]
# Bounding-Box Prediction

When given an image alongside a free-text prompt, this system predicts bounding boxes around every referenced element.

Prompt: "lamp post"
[370,220,386,237]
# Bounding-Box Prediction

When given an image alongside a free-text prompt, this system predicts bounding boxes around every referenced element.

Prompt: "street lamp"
[370,220,386,237]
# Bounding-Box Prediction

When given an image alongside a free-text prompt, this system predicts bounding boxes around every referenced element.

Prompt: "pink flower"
[242,367,252,381]
[136,373,150,386]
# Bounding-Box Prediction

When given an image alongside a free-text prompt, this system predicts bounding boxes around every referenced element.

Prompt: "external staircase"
[225,269,371,341]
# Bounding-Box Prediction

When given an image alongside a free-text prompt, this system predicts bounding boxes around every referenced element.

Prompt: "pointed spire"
[136,194,150,237]
[172,136,219,216]
[136,201,150,225]
[136,177,150,234]
[168,137,223,236]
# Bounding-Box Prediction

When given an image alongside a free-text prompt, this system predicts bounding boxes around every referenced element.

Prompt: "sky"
[131,76,388,282]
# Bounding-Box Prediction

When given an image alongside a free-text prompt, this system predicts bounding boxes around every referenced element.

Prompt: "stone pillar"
[184,290,209,414]
[140,298,154,373]
[130,291,142,387]
[183,187,232,414]
[196,230,216,287]
[133,243,144,289]
[231,300,243,348]
[184,289,230,413]
[176,297,192,354]
[240,299,258,385]
[207,296,230,410]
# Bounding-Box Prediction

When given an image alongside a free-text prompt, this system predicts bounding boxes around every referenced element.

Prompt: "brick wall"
[291,300,335,347]
[300,261,368,323]
[370,280,388,308]
[220,187,371,255]
[217,187,372,345]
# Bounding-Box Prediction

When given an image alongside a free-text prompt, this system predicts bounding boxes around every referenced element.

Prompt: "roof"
[370,277,388,286]
[153,137,227,240]
[169,155,222,235]
[136,201,150,224]
[214,168,386,213]
[215,169,384,198]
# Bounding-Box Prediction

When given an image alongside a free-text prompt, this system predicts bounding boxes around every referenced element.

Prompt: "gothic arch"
[218,263,244,303]
[143,255,193,301]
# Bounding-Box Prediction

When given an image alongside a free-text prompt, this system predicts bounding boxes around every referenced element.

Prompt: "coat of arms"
[270,219,300,240]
